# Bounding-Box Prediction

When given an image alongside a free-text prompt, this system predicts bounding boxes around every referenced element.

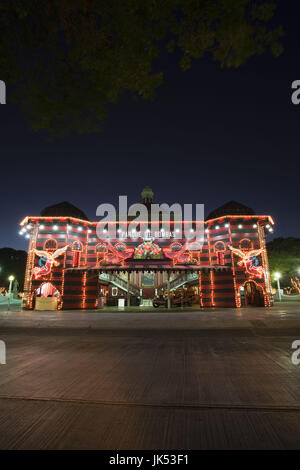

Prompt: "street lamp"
[7,275,15,311]
[274,272,282,302]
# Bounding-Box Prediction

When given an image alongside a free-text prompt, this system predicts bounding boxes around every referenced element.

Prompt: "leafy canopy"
[267,238,300,286]
[0,0,283,135]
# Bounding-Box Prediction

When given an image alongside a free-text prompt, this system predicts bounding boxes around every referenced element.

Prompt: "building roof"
[206,200,255,221]
[40,201,89,221]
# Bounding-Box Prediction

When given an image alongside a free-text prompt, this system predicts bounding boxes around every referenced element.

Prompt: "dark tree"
[0,248,27,290]
[267,238,300,287]
[0,1,283,135]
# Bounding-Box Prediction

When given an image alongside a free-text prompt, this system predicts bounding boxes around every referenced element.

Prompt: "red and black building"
[20,197,274,310]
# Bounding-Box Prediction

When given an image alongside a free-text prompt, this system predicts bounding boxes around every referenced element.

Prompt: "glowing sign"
[229,246,264,278]
[33,245,69,279]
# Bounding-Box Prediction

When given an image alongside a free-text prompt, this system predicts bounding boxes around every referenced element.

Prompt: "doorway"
[244,281,264,307]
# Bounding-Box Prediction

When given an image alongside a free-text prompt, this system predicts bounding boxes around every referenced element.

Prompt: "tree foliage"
[0,0,283,135]
[0,248,27,290]
[267,238,300,287]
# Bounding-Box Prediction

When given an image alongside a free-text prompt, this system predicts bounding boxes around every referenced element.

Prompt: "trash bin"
[97,296,104,309]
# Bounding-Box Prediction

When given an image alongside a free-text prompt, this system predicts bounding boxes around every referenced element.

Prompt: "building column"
[167,271,171,309]
[127,271,131,307]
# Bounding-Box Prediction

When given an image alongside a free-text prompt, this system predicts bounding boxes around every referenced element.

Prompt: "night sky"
[0,1,299,251]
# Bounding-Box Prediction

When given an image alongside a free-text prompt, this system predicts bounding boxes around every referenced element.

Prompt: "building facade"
[20,199,274,309]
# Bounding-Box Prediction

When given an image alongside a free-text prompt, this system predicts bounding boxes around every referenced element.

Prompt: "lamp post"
[7,275,15,311]
[274,272,281,302]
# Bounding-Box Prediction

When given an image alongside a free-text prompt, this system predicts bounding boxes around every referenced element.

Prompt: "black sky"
[0,1,299,251]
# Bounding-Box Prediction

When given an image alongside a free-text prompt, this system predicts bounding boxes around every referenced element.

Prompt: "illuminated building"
[19,191,274,310]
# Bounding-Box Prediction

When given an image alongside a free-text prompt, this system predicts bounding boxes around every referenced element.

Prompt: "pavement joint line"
[0,395,300,413]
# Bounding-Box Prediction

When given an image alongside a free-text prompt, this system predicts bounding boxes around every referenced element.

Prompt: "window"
[217,251,225,266]
[239,239,252,251]
[96,243,107,265]
[44,239,57,252]
[72,241,82,267]
[170,243,182,252]
[215,242,226,266]
[112,287,118,296]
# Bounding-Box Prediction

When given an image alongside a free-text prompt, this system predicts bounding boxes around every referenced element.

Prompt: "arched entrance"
[33,282,61,310]
[244,281,265,306]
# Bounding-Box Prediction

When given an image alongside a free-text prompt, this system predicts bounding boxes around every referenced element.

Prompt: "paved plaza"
[0,304,300,449]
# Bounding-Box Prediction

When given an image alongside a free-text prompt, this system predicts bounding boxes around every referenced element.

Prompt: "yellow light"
[274,272,281,280]
[8,275,14,281]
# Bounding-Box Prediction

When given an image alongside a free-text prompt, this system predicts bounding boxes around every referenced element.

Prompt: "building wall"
[21,215,273,309]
